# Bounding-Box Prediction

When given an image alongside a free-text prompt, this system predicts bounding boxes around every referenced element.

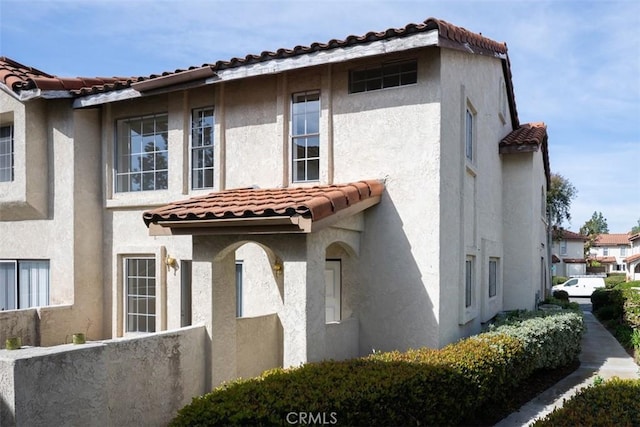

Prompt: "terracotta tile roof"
[588,256,617,264]
[624,253,640,263]
[562,258,587,264]
[630,233,640,241]
[552,228,587,241]
[594,233,631,246]
[552,254,561,263]
[499,122,550,185]
[143,180,384,228]
[500,122,547,149]
[0,56,137,93]
[2,18,520,128]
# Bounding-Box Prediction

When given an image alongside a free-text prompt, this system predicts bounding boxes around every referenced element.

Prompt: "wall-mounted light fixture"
[166,254,179,275]
[273,259,283,276]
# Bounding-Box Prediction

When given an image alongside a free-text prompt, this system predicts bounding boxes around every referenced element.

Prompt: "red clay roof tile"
[143,180,384,227]
[0,56,138,93]
[594,233,631,246]
[624,253,640,263]
[500,122,547,148]
[552,228,587,241]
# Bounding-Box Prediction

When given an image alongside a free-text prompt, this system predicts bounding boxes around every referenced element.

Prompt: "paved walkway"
[495,299,639,426]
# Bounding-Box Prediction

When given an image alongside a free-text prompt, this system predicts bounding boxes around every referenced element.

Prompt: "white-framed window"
[191,107,214,189]
[291,91,320,182]
[465,107,475,162]
[560,240,568,256]
[465,256,474,308]
[603,247,609,256]
[0,124,13,182]
[124,257,156,333]
[115,114,168,192]
[488,258,498,298]
[621,247,627,257]
[349,60,417,93]
[0,260,50,310]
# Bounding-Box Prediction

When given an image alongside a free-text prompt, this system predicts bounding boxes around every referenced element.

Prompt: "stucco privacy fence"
[0,325,206,426]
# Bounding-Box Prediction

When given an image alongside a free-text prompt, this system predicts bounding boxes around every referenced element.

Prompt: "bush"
[486,310,584,370]
[532,378,640,426]
[605,274,627,288]
[552,290,569,301]
[552,276,568,286]
[171,310,584,426]
[591,288,624,314]
[623,288,640,329]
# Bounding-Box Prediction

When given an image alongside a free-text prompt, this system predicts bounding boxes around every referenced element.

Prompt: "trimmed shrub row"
[170,310,584,426]
[486,310,584,370]
[532,378,640,426]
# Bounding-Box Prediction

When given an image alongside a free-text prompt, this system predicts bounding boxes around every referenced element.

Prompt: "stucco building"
[551,228,587,277]
[589,233,633,274]
[1,18,550,389]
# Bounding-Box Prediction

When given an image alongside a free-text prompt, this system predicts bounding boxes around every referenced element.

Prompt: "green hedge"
[552,276,568,286]
[171,310,584,427]
[486,310,584,370]
[605,274,628,288]
[532,378,640,426]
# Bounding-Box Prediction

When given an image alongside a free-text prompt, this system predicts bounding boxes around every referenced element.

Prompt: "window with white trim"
[349,60,417,93]
[291,91,320,182]
[465,108,474,162]
[0,260,50,310]
[560,240,567,256]
[603,248,609,256]
[0,124,13,182]
[191,107,214,189]
[465,256,474,308]
[621,247,627,257]
[489,258,498,298]
[125,257,156,333]
[115,114,168,192]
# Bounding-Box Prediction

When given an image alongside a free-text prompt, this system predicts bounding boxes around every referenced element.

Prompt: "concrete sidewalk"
[494,303,639,427]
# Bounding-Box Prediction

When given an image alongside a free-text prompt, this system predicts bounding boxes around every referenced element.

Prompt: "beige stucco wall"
[437,49,511,345]
[0,97,104,344]
[0,94,47,220]
[0,325,205,427]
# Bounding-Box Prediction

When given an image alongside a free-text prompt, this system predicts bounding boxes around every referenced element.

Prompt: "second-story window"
[292,91,320,182]
[465,108,474,162]
[0,124,13,182]
[349,60,417,93]
[191,107,214,189]
[115,114,168,192]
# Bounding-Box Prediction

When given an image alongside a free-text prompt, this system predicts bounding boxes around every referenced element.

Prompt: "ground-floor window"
[465,256,474,308]
[488,258,498,298]
[0,260,49,310]
[125,257,156,333]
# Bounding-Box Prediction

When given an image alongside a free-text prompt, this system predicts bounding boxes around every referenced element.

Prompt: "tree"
[580,211,609,236]
[580,211,609,259]
[631,218,640,234]
[547,173,577,227]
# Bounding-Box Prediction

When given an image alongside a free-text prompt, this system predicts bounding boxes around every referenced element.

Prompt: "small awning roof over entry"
[143,180,384,235]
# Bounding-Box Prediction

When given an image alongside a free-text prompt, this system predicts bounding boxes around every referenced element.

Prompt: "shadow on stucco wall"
[357,191,438,354]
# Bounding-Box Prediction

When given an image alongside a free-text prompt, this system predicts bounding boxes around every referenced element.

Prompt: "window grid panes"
[125,258,156,333]
[292,91,320,182]
[560,241,567,255]
[620,247,627,256]
[0,125,14,182]
[115,114,168,192]
[489,259,498,298]
[0,260,49,310]
[465,258,473,308]
[603,248,609,256]
[465,109,474,161]
[191,107,214,189]
[349,60,417,93]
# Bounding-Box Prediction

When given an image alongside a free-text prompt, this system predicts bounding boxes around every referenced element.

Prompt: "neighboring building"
[0,17,551,388]
[589,233,632,273]
[551,228,587,277]
[624,233,640,280]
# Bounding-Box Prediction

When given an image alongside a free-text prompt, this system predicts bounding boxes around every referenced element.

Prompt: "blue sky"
[1,0,638,232]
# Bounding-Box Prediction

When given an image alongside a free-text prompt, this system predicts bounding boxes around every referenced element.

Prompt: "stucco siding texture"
[0,326,206,427]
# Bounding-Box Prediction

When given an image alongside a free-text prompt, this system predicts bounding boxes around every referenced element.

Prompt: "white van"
[552,277,605,297]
